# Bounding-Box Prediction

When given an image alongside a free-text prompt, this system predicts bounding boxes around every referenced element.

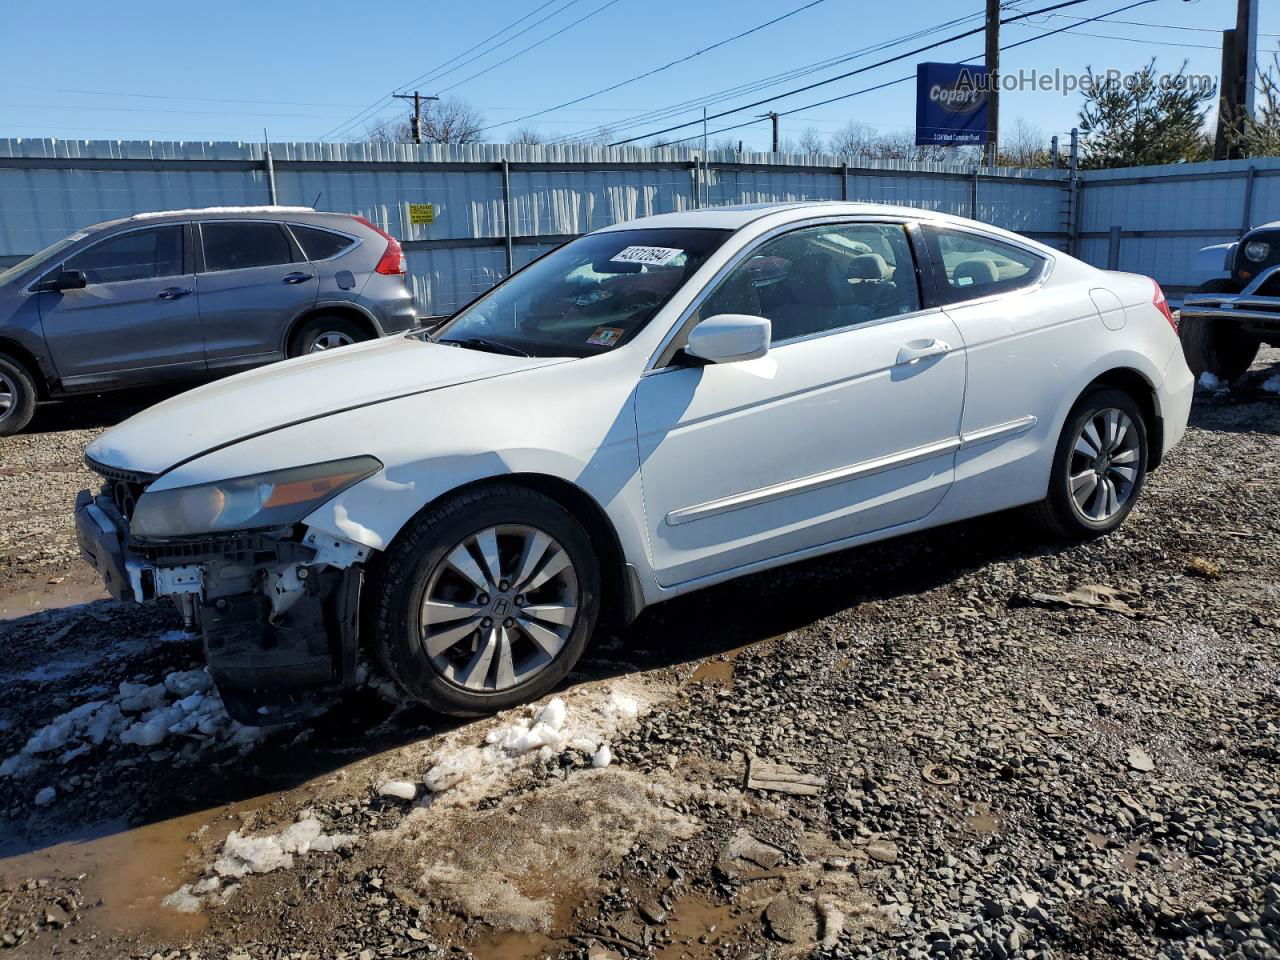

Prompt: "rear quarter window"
[922,225,1046,304]
[291,225,358,261]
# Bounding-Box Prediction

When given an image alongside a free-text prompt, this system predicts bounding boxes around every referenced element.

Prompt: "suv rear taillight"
[1152,281,1177,333]
[350,215,406,276]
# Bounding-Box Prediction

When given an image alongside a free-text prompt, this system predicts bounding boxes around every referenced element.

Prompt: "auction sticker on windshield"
[611,246,683,266]
[587,326,624,346]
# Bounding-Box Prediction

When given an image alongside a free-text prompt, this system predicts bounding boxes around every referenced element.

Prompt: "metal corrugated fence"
[2,139,1276,314]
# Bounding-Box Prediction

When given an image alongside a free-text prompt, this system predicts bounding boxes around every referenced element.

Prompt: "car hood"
[86,335,571,476]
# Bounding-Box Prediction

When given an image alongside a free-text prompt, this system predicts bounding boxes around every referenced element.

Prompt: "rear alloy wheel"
[372,484,600,715]
[288,315,370,358]
[1030,387,1148,539]
[0,353,37,436]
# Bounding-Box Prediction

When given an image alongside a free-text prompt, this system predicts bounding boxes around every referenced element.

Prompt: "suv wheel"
[0,353,37,436]
[288,315,371,357]
[371,484,600,716]
[1180,279,1260,381]
[1030,387,1148,540]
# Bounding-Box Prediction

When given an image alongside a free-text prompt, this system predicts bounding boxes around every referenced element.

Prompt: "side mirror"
[684,313,771,364]
[45,270,88,292]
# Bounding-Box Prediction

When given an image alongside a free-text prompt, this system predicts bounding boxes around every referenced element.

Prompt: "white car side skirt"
[665,415,1037,527]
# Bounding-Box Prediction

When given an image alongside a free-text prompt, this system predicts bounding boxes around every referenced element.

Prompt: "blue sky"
[1,0,1277,151]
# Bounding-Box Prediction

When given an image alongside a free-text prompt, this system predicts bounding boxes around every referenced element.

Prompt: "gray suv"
[0,206,417,434]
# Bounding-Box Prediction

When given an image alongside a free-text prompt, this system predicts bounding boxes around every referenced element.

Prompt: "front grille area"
[85,456,155,523]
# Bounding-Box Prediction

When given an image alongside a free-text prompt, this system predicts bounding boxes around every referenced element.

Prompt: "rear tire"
[1180,279,1260,381]
[1030,387,1148,540]
[287,315,371,357]
[371,484,600,716]
[0,353,37,436]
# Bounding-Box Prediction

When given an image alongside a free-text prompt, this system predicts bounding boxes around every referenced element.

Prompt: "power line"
[345,0,622,144]
[472,0,831,136]
[2,84,369,108]
[0,102,354,119]
[435,0,623,96]
[317,0,577,141]
[659,0,1162,147]
[392,0,584,95]
[611,0,1162,145]
[548,10,988,145]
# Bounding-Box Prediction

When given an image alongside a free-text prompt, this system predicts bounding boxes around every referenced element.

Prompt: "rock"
[33,787,55,807]
[764,896,821,945]
[1126,747,1155,772]
[867,841,899,864]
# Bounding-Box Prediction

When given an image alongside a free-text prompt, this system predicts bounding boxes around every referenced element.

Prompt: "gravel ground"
[0,354,1275,960]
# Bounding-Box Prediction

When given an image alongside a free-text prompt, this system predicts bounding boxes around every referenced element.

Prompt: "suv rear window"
[200,221,296,272]
[291,225,357,261]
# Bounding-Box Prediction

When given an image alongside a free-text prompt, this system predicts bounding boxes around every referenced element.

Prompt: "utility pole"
[759,112,780,153]
[984,0,1000,166]
[1243,0,1259,118]
[392,91,439,145]
[1216,0,1261,159]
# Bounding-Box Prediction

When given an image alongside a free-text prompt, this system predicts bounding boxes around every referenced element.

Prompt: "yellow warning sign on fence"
[408,203,435,225]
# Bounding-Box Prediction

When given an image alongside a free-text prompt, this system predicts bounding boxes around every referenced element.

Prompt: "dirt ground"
[0,354,1276,960]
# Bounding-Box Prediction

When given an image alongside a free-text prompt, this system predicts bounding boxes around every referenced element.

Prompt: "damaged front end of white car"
[75,454,381,724]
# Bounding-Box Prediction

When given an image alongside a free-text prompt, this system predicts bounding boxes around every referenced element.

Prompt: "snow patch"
[166,815,354,913]
[1,665,265,779]
[33,786,55,807]
[1262,374,1280,394]
[422,687,646,802]
[377,780,418,801]
[1198,371,1227,391]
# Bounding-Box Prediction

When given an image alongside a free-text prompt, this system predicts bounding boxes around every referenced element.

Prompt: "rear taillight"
[1152,281,1177,333]
[350,215,407,276]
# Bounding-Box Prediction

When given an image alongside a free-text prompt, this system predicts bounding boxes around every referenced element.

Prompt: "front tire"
[1030,387,1148,540]
[0,353,37,436]
[371,484,600,716]
[1180,279,1260,381]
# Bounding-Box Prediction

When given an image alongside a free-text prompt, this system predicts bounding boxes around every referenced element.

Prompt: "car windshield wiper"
[439,336,531,358]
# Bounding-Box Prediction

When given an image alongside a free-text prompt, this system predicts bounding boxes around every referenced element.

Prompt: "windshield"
[434,228,731,358]
[0,230,93,288]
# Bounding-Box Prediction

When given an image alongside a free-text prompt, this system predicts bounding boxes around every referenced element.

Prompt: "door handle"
[896,339,951,365]
[157,287,192,300]
[282,272,314,284]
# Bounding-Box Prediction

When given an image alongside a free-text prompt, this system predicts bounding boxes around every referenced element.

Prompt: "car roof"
[79,206,334,232]
[598,201,958,233]
[597,201,1060,258]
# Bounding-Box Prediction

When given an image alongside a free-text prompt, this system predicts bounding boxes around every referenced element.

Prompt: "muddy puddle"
[0,801,261,941]
[0,570,107,619]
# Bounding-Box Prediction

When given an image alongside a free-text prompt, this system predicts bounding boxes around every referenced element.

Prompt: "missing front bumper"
[74,489,365,725]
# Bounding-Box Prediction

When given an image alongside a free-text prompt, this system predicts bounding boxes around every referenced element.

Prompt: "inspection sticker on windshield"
[610,245,683,266]
[587,326,624,346]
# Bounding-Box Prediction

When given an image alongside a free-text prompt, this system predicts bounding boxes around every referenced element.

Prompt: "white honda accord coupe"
[76,202,1194,721]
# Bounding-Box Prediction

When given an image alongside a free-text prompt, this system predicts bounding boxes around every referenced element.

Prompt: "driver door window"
[697,222,921,344]
[61,226,184,285]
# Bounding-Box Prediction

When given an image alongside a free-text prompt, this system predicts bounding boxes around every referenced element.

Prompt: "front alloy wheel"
[420,524,579,693]
[372,484,600,716]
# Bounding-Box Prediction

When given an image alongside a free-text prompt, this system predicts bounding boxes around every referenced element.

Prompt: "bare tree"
[998,117,1052,167]
[511,127,546,145]
[363,97,485,145]
[797,126,826,154]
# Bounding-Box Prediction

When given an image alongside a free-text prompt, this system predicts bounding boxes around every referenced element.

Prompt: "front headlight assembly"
[1243,240,1271,263]
[130,456,382,539]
